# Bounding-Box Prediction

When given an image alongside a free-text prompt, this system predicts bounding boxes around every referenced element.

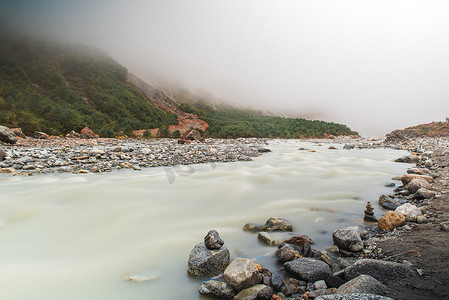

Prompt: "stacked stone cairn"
[363,202,377,222]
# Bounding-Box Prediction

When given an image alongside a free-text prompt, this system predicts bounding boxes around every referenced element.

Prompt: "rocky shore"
[186,136,449,300]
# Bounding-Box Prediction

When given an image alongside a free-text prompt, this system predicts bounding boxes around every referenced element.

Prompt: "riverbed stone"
[377,211,405,231]
[257,232,282,246]
[187,242,230,277]
[204,230,224,249]
[262,217,293,232]
[234,284,267,300]
[257,286,275,300]
[223,258,262,291]
[284,257,332,282]
[315,294,394,300]
[395,203,422,222]
[381,202,399,211]
[0,126,17,144]
[0,149,6,161]
[412,188,435,200]
[242,223,264,232]
[275,244,302,263]
[198,280,236,298]
[406,178,432,193]
[336,275,385,295]
[343,259,416,283]
[332,226,363,252]
[401,174,433,186]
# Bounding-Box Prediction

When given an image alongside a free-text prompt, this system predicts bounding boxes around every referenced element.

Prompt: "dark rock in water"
[284,258,332,282]
[0,126,18,144]
[337,274,385,295]
[243,223,263,232]
[378,194,394,205]
[271,269,285,291]
[262,217,293,232]
[315,294,394,300]
[204,230,224,249]
[329,146,337,150]
[325,275,345,288]
[257,286,275,300]
[384,182,395,187]
[34,131,49,139]
[198,280,236,298]
[275,244,302,263]
[234,284,267,300]
[332,226,363,252]
[363,215,377,222]
[224,258,262,291]
[343,144,355,150]
[0,149,6,161]
[187,243,230,277]
[278,235,313,258]
[381,202,399,211]
[412,188,435,200]
[344,259,416,283]
[258,148,271,153]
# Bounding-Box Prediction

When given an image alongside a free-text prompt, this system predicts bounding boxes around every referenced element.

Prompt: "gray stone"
[198,280,236,298]
[262,217,293,232]
[309,289,336,298]
[412,188,435,200]
[271,269,285,291]
[395,203,422,222]
[378,194,394,205]
[242,223,263,232]
[0,149,6,161]
[325,275,345,288]
[234,284,267,300]
[343,144,355,150]
[0,126,17,144]
[336,275,385,294]
[314,280,327,290]
[257,232,282,246]
[204,230,224,249]
[315,293,394,300]
[344,259,416,283]
[223,258,262,291]
[381,202,399,211]
[406,178,432,194]
[275,244,301,263]
[187,242,230,277]
[332,226,363,252]
[284,258,332,282]
[257,286,274,300]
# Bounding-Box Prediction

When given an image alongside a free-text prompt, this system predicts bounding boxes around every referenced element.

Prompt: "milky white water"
[0,140,411,299]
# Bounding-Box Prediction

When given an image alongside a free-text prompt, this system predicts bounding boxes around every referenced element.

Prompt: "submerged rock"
[234,284,267,300]
[187,243,230,277]
[262,217,293,232]
[258,232,282,246]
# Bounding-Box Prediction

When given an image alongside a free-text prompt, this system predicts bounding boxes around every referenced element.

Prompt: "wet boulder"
[336,274,385,295]
[412,188,435,200]
[187,243,230,277]
[332,226,363,252]
[0,125,18,144]
[262,217,293,232]
[258,232,282,246]
[11,128,26,139]
[406,178,432,194]
[284,257,332,282]
[204,230,224,249]
[395,203,422,222]
[80,127,99,139]
[198,280,236,298]
[343,259,416,283]
[275,244,303,263]
[224,258,262,291]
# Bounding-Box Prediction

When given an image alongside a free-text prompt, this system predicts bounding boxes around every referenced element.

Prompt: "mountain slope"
[0,32,177,137]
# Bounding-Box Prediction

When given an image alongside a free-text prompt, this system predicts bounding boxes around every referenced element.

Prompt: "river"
[0,140,410,299]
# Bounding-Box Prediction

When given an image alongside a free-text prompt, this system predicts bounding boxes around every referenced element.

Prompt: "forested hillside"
[0,32,177,137]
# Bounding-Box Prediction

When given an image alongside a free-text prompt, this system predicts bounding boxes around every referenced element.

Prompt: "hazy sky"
[2,0,449,137]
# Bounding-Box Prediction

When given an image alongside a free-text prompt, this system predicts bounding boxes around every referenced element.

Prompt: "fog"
[2,0,449,137]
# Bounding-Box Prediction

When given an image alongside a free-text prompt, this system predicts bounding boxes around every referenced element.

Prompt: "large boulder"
[406,178,432,193]
[315,294,394,300]
[332,226,363,252]
[198,280,236,298]
[223,258,262,291]
[377,211,405,231]
[80,127,99,139]
[401,174,433,186]
[395,203,422,222]
[234,284,267,300]
[336,275,386,295]
[187,243,230,277]
[344,259,416,283]
[412,188,435,200]
[0,125,18,144]
[204,230,224,249]
[0,148,6,161]
[284,257,332,282]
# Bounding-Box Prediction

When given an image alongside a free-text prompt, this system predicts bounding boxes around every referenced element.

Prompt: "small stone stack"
[364,201,377,222]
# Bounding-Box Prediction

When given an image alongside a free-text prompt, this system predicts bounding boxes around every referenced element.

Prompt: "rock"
[34,131,49,139]
[0,125,18,144]
[378,194,394,205]
[187,243,230,277]
[344,259,416,283]
[80,127,99,139]
[329,146,337,150]
[440,222,449,232]
[262,217,293,232]
[309,288,336,298]
[66,130,80,138]
[223,258,262,291]
[11,128,26,138]
[257,286,275,300]
[377,211,405,231]
[363,202,377,222]
[0,167,17,174]
[407,168,431,175]
[412,188,435,200]
[284,258,332,282]
[325,275,345,288]
[234,284,267,300]
[258,232,282,246]
[384,182,395,187]
[394,203,422,222]
[401,174,433,186]
[315,294,394,300]
[177,139,191,145]
[314,280,327,290]
[198,280,236,298]
[275,244,302,263]
[416,216,427,224]
[271,269,285,291]
[343,144,355,150]
[243,223,263,232]
[204,230,224,249]
[281,235,313,257]
[406,178,432,194]
[0,148,6,161]
[258,148,272,153]
[332,226,363,252]
[336,275,385,295]
[380,202,399,211]
[182,129,201,141]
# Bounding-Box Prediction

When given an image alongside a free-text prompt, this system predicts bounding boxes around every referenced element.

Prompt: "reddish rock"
[378,211,406,231]
[11,128,27,138]
[34,131,49,140]
[182,129,202,141]
[401,174,433,186]
[80,127,99,139]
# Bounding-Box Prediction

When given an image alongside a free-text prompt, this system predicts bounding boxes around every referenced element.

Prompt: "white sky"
[2,0,449,137]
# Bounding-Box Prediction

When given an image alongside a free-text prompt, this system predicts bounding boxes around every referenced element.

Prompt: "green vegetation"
[0,32,177,136]
[180,101,357,138]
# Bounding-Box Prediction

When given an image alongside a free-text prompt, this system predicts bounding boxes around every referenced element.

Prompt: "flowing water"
[0,140,411,299]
